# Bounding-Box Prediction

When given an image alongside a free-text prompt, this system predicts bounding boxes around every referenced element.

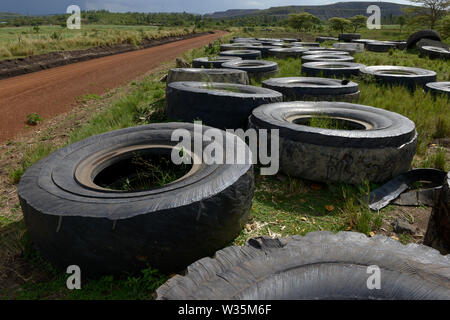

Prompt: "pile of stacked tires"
[17,34,450,299]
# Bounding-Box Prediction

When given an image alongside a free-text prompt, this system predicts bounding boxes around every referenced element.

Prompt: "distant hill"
[0,12,24,20]
[204,2,413,21]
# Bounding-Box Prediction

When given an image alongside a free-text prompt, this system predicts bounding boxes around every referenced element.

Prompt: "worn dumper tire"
[219,49,262,60]
[18,123,254,276]
[301,61,365,78]
[157,231,450,300]
[425,82,450,98]
[166,81,282,129]
[262,77,360,102]
[166,68,249,85]
[222,60,279,82]
[249,101,417,184]
[361,65,437,89]
[406,30,441,49]
[192,56,242,69]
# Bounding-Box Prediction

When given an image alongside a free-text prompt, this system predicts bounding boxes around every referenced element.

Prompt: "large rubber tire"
[220,43,258,51]
[165,81,282,129]
[290,42,320,47]
[244,45,279,58]
[333,42,364,53]
[268,48,308,59]
[222,60,279,82]
[301,54,354,63]
[249,101,417,184]
[192,56,242,69]
[406,30,441,49]
[425,82,450,98]
[361,65,437,89]
[166,68,249,85]
[302,61,365,78]
[425,172,450,255]
[18,123,254,276]
[219,49,262,60]
[339,33,361,42]
[156,231,450,300]
[419,46,450,60]
[300,50,349,56]
[366,41,397,52]
[262,77,360,102]
[316,36,338,43]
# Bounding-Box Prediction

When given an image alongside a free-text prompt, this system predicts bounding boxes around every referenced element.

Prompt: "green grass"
[0,25,197,60]
[1,31,449,299]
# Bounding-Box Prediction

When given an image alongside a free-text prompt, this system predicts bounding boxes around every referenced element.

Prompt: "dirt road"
[0,31,227,142]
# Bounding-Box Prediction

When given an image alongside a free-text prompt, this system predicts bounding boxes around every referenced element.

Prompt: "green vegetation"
[25,113,43,126]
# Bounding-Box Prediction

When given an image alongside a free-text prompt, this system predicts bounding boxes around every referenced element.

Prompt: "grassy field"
[1,30,449,299]
[0,24,199,60]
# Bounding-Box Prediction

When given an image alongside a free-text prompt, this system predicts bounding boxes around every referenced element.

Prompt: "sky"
[0,0,413,15]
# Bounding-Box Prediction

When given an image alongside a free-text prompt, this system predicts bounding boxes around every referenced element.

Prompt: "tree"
[349,15,367,32]
[397,15,407,33]
[288,12,319,32]
[328,17,352,34]
[406,0,449,29]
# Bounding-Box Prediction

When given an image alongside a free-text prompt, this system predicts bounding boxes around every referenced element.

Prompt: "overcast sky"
[0,0,413,15]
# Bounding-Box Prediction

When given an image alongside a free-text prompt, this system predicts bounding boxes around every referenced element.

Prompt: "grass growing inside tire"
[296,116,362,130]
[1,33,449,300]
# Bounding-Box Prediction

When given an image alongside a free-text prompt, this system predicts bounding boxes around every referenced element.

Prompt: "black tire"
[192,56,242,69]
[300,50,350,56]
[315,36,338,43]
[406,30,441,49]
[419,46,450,60]
[302,61,365,78]
[156,231,450,300]
[425,172,450,255]
[361,65,437,89]
[366,41,397,52]
[166,68,249,85]
[352,39,378,46]
[282,38,299,43]
[249,101,417,184]
[262,77,360,102]
[416,38,449,50]
[219,49,262,60]
[307,47,355,56]
[301,54,354,63]
[222,60,279,81]
[220,43,257,51]
[244,45,279,58]
[425,82,450,98]
[290,42,320,47]
[18,123,254,276]
[165,81,282,129]
[268,48,308,59]
[339,33,361,42]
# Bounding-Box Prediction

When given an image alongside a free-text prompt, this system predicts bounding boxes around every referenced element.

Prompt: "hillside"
[0,12,23,20]
[204,2,413,21]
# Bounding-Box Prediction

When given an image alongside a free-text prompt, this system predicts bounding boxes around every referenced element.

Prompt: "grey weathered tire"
[419,46,450,60]
[302,54,354,63]
[302,62,365,78]
[249,101,417,184]
[361,65,437,89]
[156,231,450,300]
[290,42,320,47]
[262,77,360,102]
[425,172,450,255]
[268,48,308,59]
[366,41,397,52]
[425,82,450,98]
[339,33,361,42]
[192,56,242,69]
[244,45,278,58]
[165,81,282,129]
[166,68,249,85]
[301,50,349,56]
[220,43,258,51]
[18,123,254,276]
[222,60,279,81]
[316,36,338,43]
[219,49,262,60]
[406,29,441,49]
